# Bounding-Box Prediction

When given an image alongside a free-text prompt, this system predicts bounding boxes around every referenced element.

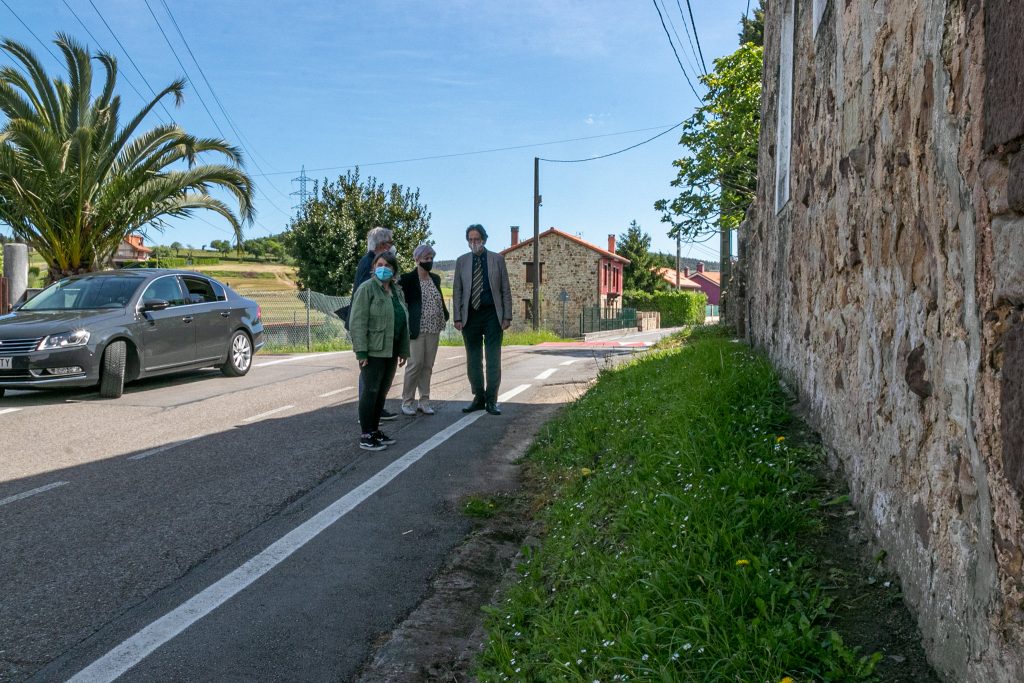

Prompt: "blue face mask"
[374,266,394,281]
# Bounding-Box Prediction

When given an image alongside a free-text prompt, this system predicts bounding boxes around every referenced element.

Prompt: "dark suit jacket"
[399,270,449,339]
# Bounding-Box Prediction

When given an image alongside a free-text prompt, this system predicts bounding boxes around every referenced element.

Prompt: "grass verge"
[475,326,882,682]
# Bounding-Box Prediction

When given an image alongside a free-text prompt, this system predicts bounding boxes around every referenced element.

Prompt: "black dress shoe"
[462,400,486,413]
[485,402,501,415]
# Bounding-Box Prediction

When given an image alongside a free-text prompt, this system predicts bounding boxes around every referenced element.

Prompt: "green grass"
[260,340,352,354]
[475,328,881,682]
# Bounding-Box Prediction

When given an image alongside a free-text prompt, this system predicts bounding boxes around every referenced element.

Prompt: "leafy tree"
[170,241,183,255]
[209,239,231,254]
[655,42,762,243]
[0,35,254,280]
[285,168,430,294]
[739,0,765,47]
[617,221,666,292]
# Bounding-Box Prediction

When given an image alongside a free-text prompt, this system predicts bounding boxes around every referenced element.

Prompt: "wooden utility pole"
[533,157,540,330]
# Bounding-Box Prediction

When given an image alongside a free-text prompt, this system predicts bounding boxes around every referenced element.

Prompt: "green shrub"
[194,257,221,265]
[624,289,707,326]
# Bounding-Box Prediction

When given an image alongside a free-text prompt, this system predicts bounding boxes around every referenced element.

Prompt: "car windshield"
[20,276,145,311]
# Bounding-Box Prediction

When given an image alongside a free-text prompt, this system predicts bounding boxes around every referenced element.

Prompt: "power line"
[86,0,176,121]
[539,121,683,164]
[673,0,706,76]
[156,0,280,174]
[146,0,293,223]
[61,0,167,121]
[683,0,708,75]
[0,0,61,64]
[650,0,702,99]
[253,124,683,178]
[141,0,226,139]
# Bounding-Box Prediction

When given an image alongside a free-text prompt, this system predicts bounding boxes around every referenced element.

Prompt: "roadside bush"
[624,289,706,326]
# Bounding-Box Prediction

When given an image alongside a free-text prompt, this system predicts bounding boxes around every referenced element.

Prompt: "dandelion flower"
[581,467,593,476]
[736,559,750,567]
[780,678,794,683]
[775,436,785,443]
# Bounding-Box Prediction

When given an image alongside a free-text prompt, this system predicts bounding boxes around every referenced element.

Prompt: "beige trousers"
[402,332,440,405]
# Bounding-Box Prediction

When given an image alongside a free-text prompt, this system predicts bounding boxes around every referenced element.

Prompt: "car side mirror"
[142,298,170,312]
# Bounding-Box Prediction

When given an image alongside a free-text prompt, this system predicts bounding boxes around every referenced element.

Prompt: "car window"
[141,276,186,307]
[181,276,219,304]
[20,276,145,311]
[208,279,227,302]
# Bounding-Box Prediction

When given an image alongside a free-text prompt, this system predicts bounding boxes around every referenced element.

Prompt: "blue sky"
[1,0,752,263]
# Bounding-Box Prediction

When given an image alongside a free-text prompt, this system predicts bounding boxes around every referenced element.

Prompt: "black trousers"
[462,304,503,403]
[359,356,398,433]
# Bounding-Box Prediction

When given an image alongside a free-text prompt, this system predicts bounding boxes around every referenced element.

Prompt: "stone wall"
[503,233,614,337]
[743,0,1023,679]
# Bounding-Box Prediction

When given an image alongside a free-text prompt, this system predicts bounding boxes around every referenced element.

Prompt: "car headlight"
[37,329,91,350]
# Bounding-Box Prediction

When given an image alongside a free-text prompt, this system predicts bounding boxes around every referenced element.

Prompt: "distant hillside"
[652,252,720,271]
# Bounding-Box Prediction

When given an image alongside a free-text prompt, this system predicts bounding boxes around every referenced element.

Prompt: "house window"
[525,262,544,284]
[775,0,794,212]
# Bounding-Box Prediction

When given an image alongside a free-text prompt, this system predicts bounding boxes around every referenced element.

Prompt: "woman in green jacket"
[349,251,410,451]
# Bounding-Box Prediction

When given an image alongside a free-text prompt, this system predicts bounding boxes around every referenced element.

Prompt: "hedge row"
[623,289,706,326]
[124,257,221,268]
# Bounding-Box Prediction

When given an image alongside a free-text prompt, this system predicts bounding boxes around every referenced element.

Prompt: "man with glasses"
[353,227,399,421]
[453,224,512,415]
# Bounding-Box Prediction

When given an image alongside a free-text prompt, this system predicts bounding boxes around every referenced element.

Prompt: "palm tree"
[0,34,254,280]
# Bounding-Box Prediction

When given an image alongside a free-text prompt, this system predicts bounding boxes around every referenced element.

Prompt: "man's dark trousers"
[462,304,503,403]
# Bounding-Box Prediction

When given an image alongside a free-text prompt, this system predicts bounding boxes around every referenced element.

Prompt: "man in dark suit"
[452,224,512,415]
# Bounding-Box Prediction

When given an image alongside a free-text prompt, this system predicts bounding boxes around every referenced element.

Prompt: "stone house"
[500,227,629,337]
[741,0,1023,679]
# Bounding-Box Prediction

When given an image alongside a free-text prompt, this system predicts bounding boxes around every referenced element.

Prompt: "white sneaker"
[419,401,435,415]
[401,404,417,416]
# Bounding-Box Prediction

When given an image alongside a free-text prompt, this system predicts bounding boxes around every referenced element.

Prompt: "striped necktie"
[471,254,483,310]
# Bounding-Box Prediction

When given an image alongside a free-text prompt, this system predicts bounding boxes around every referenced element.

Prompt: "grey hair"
[366,226,393,251]
[413,244,435,261]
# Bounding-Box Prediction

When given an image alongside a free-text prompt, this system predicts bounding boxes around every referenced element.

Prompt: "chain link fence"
[248,289,471,351]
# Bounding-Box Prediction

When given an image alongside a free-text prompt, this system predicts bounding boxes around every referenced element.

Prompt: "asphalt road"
[0,329,670,682]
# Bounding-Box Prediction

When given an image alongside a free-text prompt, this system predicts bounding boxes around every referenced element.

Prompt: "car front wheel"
[221,331,253,377]
[99,340,126,398]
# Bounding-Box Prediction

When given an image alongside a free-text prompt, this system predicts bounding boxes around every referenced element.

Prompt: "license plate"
[0,357,10,369]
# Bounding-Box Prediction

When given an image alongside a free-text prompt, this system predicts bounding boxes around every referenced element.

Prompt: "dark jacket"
[399,269,449,339]
[353,250,376,293]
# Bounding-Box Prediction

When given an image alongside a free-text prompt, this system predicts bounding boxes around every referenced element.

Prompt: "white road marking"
[559,359,579,366]
[319,386,354,398]
[498,384,531,402]
[67,408,497,683]
[447,354,463,360]
[129,437,203,461]
[0,481,69,508]
[240,405,295,423]
[0,407,22,416]
[535,368,558,380]
[254,351,348,368]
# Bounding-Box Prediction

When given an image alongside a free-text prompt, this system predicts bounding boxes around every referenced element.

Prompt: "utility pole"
[533,157,541,330]
[290,165,313,212]
[676,231,681,289]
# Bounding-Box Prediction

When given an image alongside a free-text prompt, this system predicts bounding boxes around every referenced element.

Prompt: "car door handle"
[220,311,231,318]
[182,316,194,323]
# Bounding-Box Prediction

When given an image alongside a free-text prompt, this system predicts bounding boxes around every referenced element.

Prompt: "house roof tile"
[500,227,631,264]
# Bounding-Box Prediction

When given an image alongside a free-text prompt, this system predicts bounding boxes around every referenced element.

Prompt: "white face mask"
[386,245,397,256]
[469,241,485,255]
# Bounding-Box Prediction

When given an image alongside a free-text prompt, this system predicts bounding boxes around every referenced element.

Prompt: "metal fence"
[579,306,637,335]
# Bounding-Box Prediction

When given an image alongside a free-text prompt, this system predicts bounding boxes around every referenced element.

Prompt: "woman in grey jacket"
[348,251,411,450]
